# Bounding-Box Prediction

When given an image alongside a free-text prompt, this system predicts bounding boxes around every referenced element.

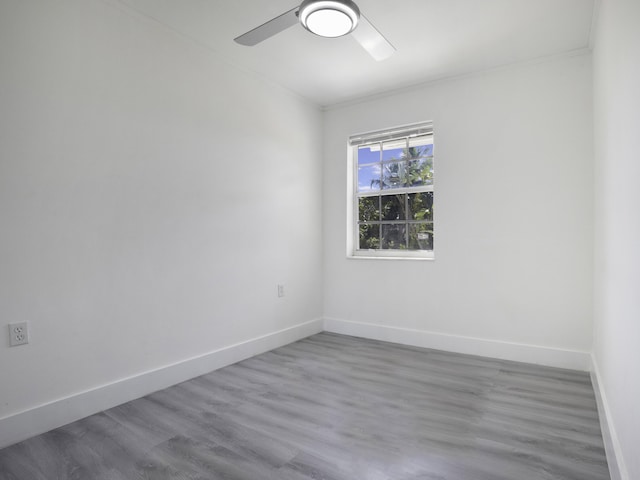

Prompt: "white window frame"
[347,122,434,260]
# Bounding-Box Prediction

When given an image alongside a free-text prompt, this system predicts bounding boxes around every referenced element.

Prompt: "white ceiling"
[117,0,596,107]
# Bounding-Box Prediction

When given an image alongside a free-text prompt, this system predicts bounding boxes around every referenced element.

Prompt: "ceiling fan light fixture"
[299,0,360,38]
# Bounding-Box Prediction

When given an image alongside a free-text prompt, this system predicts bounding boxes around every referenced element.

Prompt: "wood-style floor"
[0,333,609,480]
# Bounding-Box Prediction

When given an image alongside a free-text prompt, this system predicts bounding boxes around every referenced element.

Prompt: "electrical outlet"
[9,322,29,347]
[277,284,285,298]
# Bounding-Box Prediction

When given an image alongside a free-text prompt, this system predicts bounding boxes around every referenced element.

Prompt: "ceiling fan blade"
[234,7,300,46]
[351,14,396,61]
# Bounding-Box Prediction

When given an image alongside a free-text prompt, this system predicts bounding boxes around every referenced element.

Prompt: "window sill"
[348,253,434,261]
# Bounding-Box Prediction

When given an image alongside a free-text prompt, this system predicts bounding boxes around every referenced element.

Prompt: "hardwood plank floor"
[0,333,610,479]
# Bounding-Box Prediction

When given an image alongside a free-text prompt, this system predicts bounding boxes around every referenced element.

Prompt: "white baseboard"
[323,317,591,371]
[591,355,628,480]
[0,318,323,450]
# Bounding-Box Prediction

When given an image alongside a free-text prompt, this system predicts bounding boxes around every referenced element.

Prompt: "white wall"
[592,0,640,478]
[323,55,594,368]
[0,0,323,433]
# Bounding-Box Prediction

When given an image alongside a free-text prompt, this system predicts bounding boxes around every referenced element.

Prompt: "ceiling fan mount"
[234,0,395,61]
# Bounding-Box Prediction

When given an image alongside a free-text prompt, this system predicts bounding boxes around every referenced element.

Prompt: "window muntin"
[350,123,434,258]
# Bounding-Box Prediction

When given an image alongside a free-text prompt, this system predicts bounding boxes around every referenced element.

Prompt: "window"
[349,122,434,259]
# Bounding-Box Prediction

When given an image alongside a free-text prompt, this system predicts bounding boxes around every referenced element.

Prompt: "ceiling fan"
[234,0,395,61]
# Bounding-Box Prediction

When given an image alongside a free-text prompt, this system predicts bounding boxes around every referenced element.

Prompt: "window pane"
[408,223,434,250]
[407,157,434,186]
[408,192,433,221]
[382,161,407,189]
[358,164,381,192]
[382,139,405,161]
[381,224,407,250]
[381,194,406,221]
[408,136,434,157]
[358,197,380,222]
[358,145,380,165]
[359,224,380,249]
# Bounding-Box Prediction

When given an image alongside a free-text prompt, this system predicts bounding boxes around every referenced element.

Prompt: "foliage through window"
[350,123,434,258]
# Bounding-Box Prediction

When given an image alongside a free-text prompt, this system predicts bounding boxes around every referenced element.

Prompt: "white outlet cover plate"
[9,322,29,346]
